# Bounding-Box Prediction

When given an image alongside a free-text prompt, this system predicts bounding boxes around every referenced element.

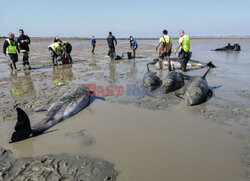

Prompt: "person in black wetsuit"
[107,32,117,60]
[17,29,31,69]
[62,41,73,63]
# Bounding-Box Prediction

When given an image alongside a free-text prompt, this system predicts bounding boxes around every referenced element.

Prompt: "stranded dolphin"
[142,63,162,90]
[213,43,241,51]
[10,85,90,143]
[175,67,213,106]
[162,65,188,94]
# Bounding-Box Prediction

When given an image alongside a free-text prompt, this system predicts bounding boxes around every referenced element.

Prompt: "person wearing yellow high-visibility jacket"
[3,33,20,71]
[48,42,64,65]
[174,29,191,72]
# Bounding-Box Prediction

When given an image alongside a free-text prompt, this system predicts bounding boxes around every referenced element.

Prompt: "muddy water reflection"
[52,64,74,86]
[10,71,35,99]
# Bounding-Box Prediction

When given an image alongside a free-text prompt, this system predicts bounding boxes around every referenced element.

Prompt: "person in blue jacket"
[129,36,138,58]
[91,36,96,54]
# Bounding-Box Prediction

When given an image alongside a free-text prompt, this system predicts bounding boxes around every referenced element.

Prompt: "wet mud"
[0,38,249,180]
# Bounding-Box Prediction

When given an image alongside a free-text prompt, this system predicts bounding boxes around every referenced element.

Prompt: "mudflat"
[0,38,249,180]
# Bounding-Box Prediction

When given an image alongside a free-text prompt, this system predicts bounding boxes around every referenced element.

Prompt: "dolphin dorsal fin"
[146,63,150,71]
[172,64,175,71]
[10,108,32,143]
[15,108,31,132]
[202,67,211,79]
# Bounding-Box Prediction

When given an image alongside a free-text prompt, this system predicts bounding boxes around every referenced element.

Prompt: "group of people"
[90,32,138,60]
[3,29,189,71]
[91,30,190,72]
[48,37,73,65]
[155,29,191,72]
[3,29,31,70]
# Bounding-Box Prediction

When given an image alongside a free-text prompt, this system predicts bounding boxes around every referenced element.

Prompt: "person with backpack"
[155,30,172,71]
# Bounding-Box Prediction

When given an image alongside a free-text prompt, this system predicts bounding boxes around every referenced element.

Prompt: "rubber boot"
[182,58,187,72]
[9,62,13,70]
[157,59,163,70]
[12,60,17,70]
[167,56,172,71]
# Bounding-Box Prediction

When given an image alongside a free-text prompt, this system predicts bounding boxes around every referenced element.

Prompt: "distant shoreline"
[1,36,250,40]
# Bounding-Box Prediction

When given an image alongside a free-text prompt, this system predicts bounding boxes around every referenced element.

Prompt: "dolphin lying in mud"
[213,43,241,51]
[175,67,213,106]
[142,63,161,89]
[10,85,90,143]
[151,58,215,70]
[162,65,188,94]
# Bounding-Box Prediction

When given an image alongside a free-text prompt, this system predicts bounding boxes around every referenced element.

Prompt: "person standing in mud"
[17,29,31,70]
[174,29,190,72]
[3,33,20,71]
[129,36,138,58]
[48,42,64,65]
[155,30,172,71]
[107,32,117,60]
[62,41,73,63]
[91,36,96,54]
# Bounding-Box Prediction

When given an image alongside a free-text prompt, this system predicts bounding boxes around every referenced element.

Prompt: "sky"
[0,0,250,37]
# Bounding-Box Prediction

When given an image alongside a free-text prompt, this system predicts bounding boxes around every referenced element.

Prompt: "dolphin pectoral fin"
[35,108,48,112]
[10,108,32,143]
[175,92,184,99]
[206,61,216,68]
[182,74,191,80]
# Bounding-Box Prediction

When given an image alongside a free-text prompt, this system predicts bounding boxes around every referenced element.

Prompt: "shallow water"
[0,38,250,180]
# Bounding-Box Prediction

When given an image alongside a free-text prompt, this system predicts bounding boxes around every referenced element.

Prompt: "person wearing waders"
[174,29,190,72]
[155,30,172,71]
[3,33,20,71]
[91,36,96,54]
[107,32,117,60]
[129,36,138,58]
[17,29,31,70]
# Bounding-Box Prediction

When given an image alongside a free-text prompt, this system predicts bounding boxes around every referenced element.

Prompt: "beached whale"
[175,68,213,106]
[162,65,187,94]
[10,85,90,143]
[142,63,161,90]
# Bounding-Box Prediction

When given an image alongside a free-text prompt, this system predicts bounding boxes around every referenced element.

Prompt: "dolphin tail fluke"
[10,108,32,143]
[175,92,184,99]
[206,61,216,68]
